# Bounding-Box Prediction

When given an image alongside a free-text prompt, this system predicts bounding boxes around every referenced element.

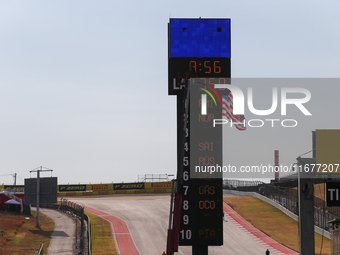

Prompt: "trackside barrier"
[224,189,331,239]
[223,179,264,189]
[227,182,337,235]
[57,181,174,197]
[58,188,173,197]
[84,213,91,255]
[284,187,340,220]
[1,182,174,197]
[59,198,88,255]
[41,201,90,254]
[258,185,336,235]
[86,184,113,191]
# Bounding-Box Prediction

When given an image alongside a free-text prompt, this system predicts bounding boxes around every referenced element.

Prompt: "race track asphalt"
[71,194,288,255]
[39,208,76,255]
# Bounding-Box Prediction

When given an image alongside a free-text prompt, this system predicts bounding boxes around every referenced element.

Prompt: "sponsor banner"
[115,190,128,194]
[58,191,93,197]
[145,182,173,189]
[111,190,146,194]
[92,190,115,196]
[81,191,93,196]
[153,189,169,193]
[133,189,147,194]
[59,185,86,192]
[4,185,25,192]
[58,188,171,196]
[113,183,145,190]
[143,189,171,193]
[66,192,77,196]
[86,184,113,191]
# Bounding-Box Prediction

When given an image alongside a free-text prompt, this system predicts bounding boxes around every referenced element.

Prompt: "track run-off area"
[70,194,298,255]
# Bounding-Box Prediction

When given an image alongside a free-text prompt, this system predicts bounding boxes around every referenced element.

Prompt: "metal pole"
[193,245,208,255]
[298,157,315,255]
[75,212,78,247]
[36,169,40,228]
[80,207,84,252]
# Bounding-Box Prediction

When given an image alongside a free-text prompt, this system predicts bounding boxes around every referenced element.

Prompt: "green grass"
[224,196,331,254]
[86,212,119,255]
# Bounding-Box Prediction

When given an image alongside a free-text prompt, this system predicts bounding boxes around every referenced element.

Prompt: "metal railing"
[258,185,299,215]
[282,187,340,232]
[59,198,86,254]
[84,213,91,255]
[260,185,337,231]
[332,228,340,255]
[225,183,338,232]
[223,179,264,189]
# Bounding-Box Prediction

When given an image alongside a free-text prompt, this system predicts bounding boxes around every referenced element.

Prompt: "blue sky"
[1,1,340,185]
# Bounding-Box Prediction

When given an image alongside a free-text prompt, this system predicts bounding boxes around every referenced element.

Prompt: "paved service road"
[39,208,75,255]
[71,194,282,255]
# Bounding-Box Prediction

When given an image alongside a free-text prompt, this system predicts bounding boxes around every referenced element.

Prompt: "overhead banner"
[113,183,145,190]
[59,185,86,192]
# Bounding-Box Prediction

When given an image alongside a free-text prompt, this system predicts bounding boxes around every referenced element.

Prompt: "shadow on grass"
[29,230,69,237]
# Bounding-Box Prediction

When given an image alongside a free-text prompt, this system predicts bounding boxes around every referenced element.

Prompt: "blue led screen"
[170,19,230,58]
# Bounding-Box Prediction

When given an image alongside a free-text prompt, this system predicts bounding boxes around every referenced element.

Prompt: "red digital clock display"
[189,60,221,74]
[168,57,230,95]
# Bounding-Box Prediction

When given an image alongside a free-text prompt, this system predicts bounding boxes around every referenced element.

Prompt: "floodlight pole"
[30,167,53,228]
[297,157,315,255]
[73,209,78,247]
[36,170,40,227]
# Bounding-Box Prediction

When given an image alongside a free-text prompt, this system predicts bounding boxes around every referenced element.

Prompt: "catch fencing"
[59,198,89,255]
[282,186,340,232]
[258,185,299,215]
[332,228,340,255]
[223,179,264,189]
[40,199,90,255]
[227,183,338,233]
